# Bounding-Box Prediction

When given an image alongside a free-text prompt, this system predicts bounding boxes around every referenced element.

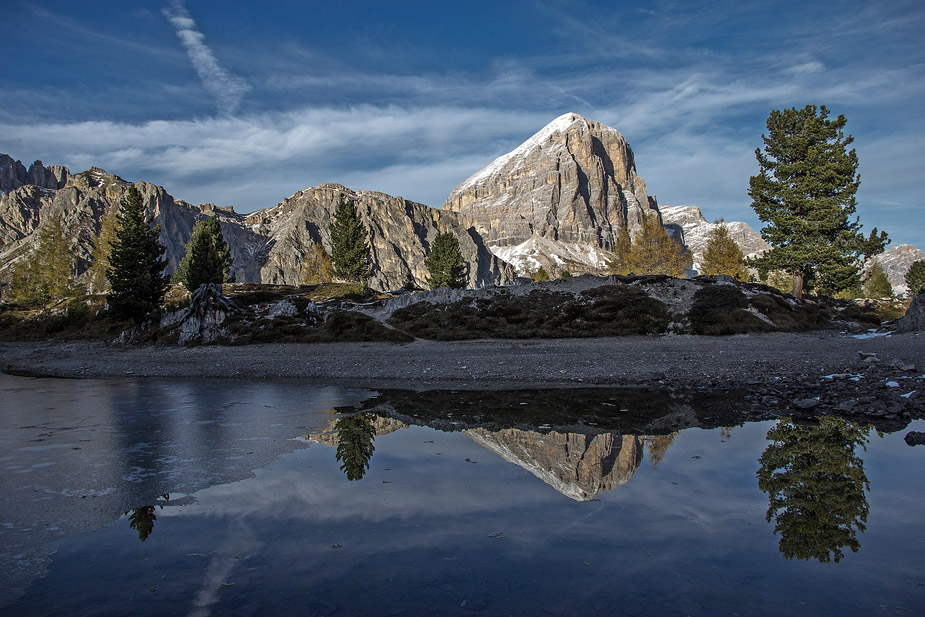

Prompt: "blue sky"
[1,0,923,247]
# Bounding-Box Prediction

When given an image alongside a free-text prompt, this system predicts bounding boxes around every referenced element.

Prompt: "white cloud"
[163,0,250,116]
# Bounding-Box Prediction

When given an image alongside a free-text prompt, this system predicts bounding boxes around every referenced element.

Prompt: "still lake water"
[1,374,924,616]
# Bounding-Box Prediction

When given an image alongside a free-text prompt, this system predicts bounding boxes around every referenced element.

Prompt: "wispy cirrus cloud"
[162,0,250,116]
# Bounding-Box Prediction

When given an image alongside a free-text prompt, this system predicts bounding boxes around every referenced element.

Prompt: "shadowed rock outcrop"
[896,294,925,333]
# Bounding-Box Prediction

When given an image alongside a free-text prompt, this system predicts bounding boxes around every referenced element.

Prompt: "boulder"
[895,294,925,333]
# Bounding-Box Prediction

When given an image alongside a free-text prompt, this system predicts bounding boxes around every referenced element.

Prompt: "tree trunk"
[791,272,804,300]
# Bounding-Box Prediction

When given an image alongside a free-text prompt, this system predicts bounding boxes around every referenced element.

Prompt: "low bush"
[688,285,773,335]
[389,285,670,340]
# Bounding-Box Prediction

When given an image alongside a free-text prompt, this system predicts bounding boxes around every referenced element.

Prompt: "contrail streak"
[163,0,250,116]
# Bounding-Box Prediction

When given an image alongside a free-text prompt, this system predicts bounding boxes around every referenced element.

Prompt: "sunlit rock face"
[0,165,264,283]
[464,428,643,501]
[443,113,660,275]
[244,184,517,291]
[659,205,769,274]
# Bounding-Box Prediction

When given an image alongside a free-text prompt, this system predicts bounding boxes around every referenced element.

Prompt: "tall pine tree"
[106,186,169,322]
[425,231,467,289]
[86,205,121,294]
[748,105,888,298]
[328,199,371,284]
[174,217,232,290]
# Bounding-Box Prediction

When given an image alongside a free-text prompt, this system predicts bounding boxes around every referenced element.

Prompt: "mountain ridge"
[2,112,917,293]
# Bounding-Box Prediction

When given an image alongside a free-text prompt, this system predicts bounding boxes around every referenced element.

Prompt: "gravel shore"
[1,331,922,392]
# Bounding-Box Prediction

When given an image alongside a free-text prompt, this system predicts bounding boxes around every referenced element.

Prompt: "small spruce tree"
[301,242,335,285]
[701,223,748,280]
[862,263,892,298]
[175,217,232,290]
[905,260,925,297]
[425,232,467,289]
[625,216,691,277]
[328,199,371,283]
[6,214,75,306]
[532,265,551,282]
[106,186,170,322]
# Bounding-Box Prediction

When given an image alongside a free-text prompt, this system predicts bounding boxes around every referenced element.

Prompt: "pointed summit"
[443,114,659,275]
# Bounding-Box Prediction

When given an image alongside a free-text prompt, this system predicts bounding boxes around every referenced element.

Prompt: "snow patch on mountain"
[455,112,587,194]
[489,233,610,275]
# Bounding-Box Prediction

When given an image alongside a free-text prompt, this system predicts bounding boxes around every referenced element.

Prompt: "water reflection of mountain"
[309,413,647,499]
[465,428,642,501]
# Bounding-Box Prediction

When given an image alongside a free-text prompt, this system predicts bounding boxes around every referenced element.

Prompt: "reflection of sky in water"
[3,410,924,617]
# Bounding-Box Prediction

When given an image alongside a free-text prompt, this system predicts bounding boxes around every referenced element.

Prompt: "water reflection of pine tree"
[128,506,157,542]
[645,433,678,470]
[757,417,871,563]
[335,414,376,481]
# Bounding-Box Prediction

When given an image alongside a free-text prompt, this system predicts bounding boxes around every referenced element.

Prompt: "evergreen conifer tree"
[335,413,376,481]
[328,199,371,283]
[624,216,691,277]
[175,217,232,290]
[757,417,870,563]
[905,260,925,297]
[106,186,170,322]
[748,105,888,298]
[701,223,748,280]
[86,206,121,294]
[301,242,335,285]
[862,263,892,298]
[7,214,74,306]
[425,231,467,289]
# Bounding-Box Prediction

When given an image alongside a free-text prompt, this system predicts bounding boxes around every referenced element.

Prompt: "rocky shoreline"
[1,331,922,422]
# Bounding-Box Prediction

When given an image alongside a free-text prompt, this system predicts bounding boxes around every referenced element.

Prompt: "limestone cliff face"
[0,166,262,283]
[0,157,515,291]
[443,112,660,274]
[464,427,643,501]
[246,184,516,290]
[659,205,769,274]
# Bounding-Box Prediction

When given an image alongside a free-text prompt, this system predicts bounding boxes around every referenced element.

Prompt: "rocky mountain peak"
[0,154,69,194]
[659,205,770,274]
[442,113,659,275]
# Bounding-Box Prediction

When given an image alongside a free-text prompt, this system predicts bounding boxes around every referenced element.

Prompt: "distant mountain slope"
[870,244,925,297]
[443,112,660,275]
[0,155,516,291]
[659,205,769,274]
